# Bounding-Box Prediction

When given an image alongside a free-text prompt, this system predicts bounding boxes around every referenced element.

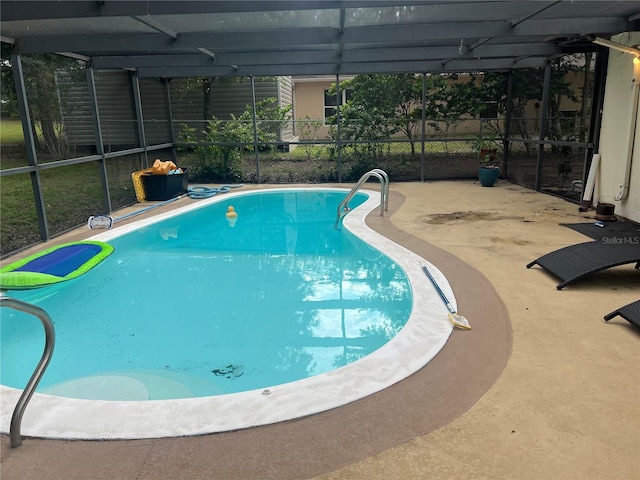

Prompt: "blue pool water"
[1,190,412,400]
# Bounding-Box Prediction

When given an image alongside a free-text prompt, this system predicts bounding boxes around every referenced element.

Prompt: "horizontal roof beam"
[91,42,559,69]
[343,17,628,43]
[15,16,627,55]
[136,57,547,78]
[345,43,560,61]
[0,1,456,21]
[17,28,337,54]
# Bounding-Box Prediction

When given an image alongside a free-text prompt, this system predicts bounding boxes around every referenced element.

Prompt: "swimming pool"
[0,188,455,439]
[3,190,410,399]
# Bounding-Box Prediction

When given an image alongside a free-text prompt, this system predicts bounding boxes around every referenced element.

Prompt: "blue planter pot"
[478,167,500,187]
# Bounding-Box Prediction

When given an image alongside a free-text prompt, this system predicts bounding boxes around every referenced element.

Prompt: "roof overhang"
[2,1,639,78]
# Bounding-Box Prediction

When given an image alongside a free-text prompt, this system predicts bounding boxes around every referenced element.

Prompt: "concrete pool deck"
[1,180,639,479]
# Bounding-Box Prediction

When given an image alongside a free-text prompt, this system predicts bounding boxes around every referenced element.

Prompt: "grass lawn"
[0,118,25,145]
[0,160,137,257]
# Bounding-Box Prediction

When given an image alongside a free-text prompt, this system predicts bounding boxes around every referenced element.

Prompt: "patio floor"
[1,180,638,480]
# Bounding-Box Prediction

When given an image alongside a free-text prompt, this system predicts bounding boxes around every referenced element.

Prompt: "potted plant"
[473,135,501,187]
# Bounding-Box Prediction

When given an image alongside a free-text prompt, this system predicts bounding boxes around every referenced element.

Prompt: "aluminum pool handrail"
[335,169,389,228]
[0,294,55,448]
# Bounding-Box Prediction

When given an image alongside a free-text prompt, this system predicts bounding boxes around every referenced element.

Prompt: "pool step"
[41,369,220,400]
[42,375,153,400]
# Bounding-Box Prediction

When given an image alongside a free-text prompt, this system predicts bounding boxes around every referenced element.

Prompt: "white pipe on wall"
[582,153,600,202]
[613,57,640,201]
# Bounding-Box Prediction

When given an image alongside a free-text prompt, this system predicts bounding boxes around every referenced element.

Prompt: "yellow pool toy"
[225,206,238,227]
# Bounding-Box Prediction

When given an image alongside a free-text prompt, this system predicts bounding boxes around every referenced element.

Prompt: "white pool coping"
[0,188,454,440]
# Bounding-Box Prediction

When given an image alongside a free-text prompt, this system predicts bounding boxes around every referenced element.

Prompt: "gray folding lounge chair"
[604,300,640,328]
[526,241,640,290]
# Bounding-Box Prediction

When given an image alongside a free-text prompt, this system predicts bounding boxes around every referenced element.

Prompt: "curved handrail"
[0,294,55,448]
[368,168,389,212]
[335,169,389,228]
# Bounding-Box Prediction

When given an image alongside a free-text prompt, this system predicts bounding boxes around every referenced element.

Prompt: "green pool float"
[0,241,114,290]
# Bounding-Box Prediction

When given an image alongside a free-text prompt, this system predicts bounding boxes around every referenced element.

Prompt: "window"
[480,101,499,119]
[324,89,352,123]
[559,110,579,134]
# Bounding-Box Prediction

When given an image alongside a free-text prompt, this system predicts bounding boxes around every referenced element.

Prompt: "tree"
[176,77,259,120]
[179,98,291,182]
[332,74,422,155]
[578,53,594,144]
[1,47,85,157]
[328,73,457,158]
[0,43,18,118]
[427,73,490,151]
[479,55,587,153]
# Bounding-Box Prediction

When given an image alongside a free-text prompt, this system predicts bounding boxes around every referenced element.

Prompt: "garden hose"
[187,184,244,199]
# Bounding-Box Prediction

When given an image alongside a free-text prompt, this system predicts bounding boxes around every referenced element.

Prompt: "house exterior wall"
[58,74,296,147]
[210,79,277,119]
[292,75,504,140]
[57,70,163,148]
[277,76,297,143]
[93,71,138,147]
[139,77,171,145]
[596,32,640,223]
[168,77,279,120]
[58,70,140,149]
[56,71,96,147]
[293,77,336,140]
[292,72,589,141]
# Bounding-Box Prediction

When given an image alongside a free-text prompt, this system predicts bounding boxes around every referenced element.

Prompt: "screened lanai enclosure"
[1,1,639,256]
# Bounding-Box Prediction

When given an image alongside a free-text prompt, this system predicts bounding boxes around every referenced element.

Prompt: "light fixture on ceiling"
[593,36,640,86]
[593,36,640,58]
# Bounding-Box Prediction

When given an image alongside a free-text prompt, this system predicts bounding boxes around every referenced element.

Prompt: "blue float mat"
[0,241,114,290]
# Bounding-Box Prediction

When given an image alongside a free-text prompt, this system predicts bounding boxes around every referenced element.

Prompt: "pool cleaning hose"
[87,184,243,229]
